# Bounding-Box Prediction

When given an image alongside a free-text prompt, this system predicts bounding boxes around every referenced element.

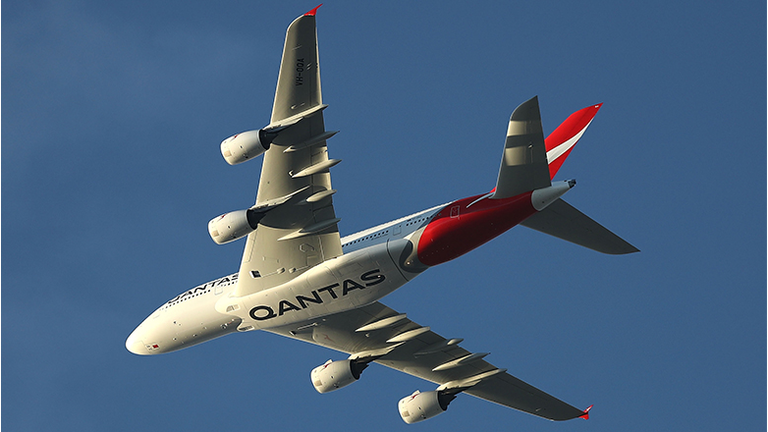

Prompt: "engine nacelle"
[310,359,368,393]
[220,129,277,165]
[207,209,264,245]
[398,390,455,424]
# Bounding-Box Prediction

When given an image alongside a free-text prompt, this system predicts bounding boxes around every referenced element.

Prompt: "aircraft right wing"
[265,300,589,421]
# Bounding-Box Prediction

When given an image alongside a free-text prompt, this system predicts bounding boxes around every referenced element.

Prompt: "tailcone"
[531,180,575,211]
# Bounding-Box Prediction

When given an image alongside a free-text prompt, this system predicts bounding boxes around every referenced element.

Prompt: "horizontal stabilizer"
[521,199,638,254]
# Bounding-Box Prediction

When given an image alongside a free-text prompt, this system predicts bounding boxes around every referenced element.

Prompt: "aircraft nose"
[125,328,149,355]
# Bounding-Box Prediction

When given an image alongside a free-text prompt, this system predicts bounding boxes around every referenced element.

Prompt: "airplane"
[125,5,638,425]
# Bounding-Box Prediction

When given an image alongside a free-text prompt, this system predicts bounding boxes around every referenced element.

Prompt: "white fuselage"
[126,205,444,355]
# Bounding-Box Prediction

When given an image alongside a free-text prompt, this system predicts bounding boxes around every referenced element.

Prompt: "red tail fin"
[544,104,602,179]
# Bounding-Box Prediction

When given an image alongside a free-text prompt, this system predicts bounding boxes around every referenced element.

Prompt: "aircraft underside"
[126,5,635,424]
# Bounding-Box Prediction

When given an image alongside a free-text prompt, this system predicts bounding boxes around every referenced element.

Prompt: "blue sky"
[2,1,765,431]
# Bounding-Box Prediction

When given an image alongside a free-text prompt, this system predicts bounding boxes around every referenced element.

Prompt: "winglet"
[305,4,322,16]
[579,405,593,420]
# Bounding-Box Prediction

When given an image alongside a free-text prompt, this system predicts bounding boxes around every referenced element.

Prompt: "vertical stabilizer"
[544,103,602,179]
[491,96,551,199]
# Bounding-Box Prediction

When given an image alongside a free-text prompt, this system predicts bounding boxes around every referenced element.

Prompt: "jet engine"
[397,390,457,424]
[310,359,369,393]
[220,129,279,165]
[207,209,266,245]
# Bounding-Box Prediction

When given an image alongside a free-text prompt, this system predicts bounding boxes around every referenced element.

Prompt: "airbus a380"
[126,5,637,424]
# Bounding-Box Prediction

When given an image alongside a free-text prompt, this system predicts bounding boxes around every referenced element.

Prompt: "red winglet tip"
[579,405,593,420]
[305,4,323,16]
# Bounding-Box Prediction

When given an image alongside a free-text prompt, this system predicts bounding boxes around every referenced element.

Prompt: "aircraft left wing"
[235,7,343,297]
[265,301,589,421]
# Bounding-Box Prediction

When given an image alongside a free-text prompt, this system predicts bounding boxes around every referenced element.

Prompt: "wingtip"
[579,404,593,420]
[304,4,323,16]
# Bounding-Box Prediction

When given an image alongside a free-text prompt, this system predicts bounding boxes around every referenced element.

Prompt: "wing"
[235,9,343,297]
[265,301,588,421]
